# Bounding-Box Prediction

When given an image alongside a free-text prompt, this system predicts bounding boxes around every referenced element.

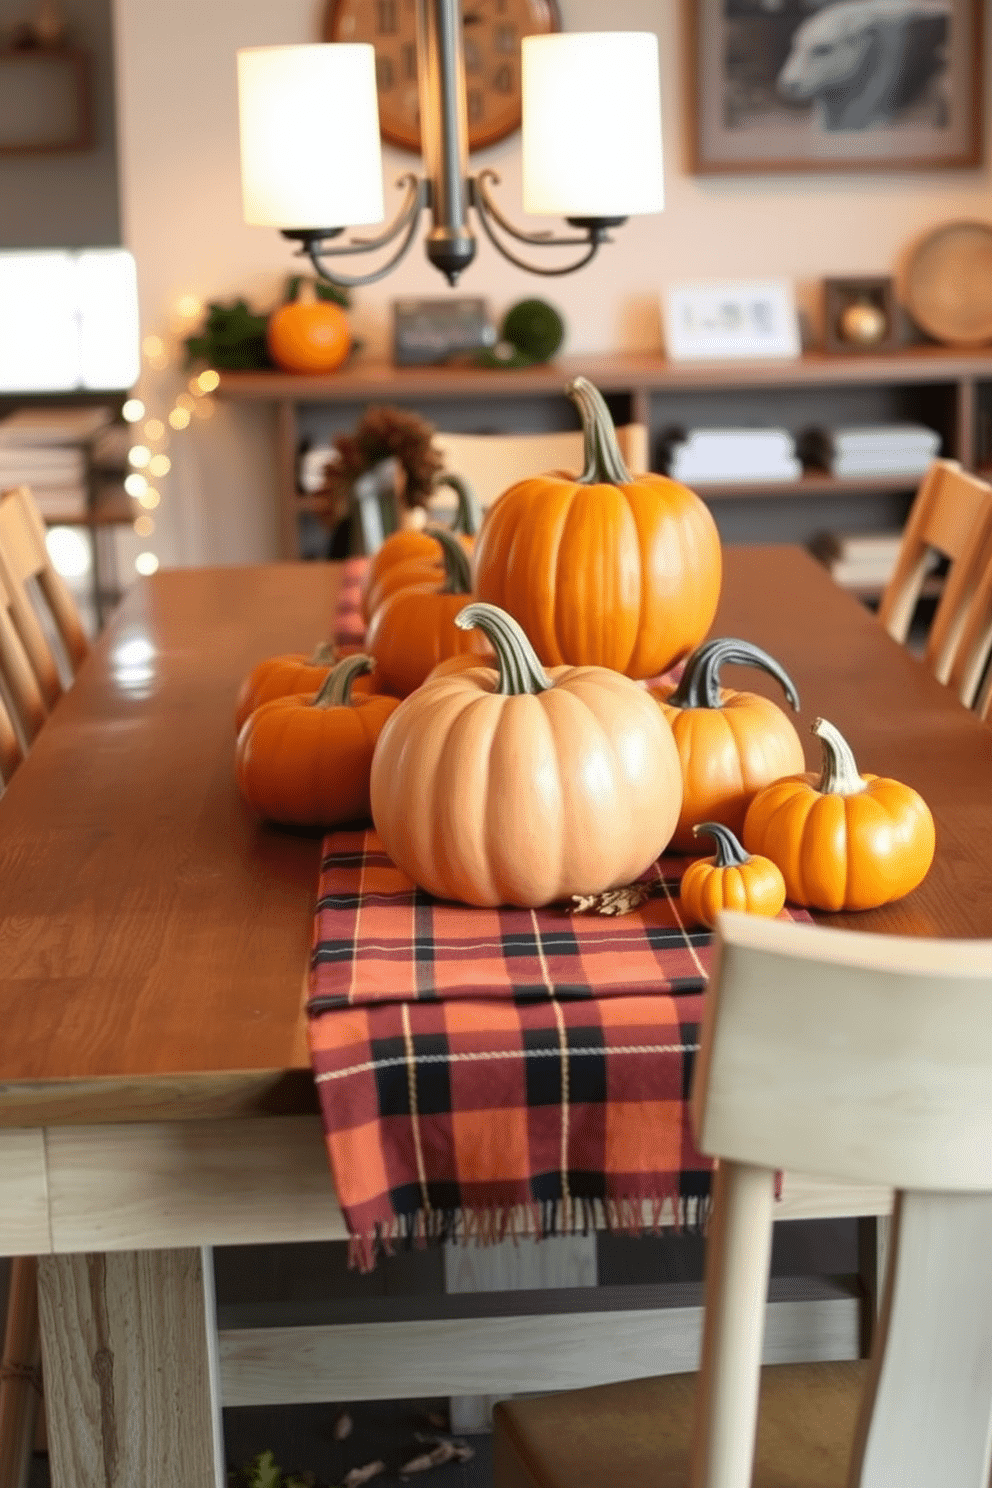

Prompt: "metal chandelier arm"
[287,175,430,290]
[469,170,617,278]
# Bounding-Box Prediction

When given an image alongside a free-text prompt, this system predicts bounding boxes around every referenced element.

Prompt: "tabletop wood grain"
[0,548,989,1126]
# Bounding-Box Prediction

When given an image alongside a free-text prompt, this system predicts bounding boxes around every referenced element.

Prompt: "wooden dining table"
[1,544,991,1487]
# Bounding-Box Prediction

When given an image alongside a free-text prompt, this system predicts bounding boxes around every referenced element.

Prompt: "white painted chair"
[877,458,992,683]
[494,913,992,1488]
[430,423,649,512]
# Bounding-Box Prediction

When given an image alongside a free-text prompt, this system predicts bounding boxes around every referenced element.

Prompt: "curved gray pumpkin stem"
[566,376,632,486]
[426,525,473,595]
[455,603,553,695]
[693,820,751,867]
[433,472,481,537]
[314,653,374,708]
[813,717,867,796]
[668,637,801,712]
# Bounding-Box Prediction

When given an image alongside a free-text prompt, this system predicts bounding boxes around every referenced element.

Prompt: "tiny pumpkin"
[649,636,806,851]
[370,602,683,908]
[235,654,398,827]
[235,642,371,732]
[473,376,722,678]
[742,717,936,912]
[365,527,492,697]
[679,821,786,929]
[360,474,481,621]
[267,297,351,375]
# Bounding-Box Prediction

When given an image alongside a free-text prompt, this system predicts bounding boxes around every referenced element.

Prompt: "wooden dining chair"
[876,458,992,683]
[0,485,90,712]
[0,561,48,751]
[494,913,992,1488]
[430,423,649,512]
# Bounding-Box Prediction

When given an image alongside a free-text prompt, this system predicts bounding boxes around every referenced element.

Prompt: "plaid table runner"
[307,556,801,1268]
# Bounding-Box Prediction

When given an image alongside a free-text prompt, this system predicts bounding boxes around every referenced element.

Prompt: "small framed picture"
[664,280,801,361]
[823,277,899,354]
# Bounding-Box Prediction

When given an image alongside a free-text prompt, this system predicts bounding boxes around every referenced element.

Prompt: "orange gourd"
[742,717,936,912]
[649,637,806,851]
[360,474,480,621]
[267,299,351,374]
[235,643,371,732]
[365,527,491,697]
[679,822,786,929]
[473,377,722,678]
[370,602,683,907]
[235,654,398,827]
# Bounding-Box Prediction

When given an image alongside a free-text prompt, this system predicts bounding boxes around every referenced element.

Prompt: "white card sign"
[664,280,801,362]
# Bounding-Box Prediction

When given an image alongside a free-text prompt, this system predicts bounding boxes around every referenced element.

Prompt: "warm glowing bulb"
[46,526,92,579]
[175,294,202,321]
[122,398,145,423]
[142,335,164,359]
[168,407,192,431]
[128,444,151,468]
[124,473,148,496]
[176,392,196,411]
[148,454,171,477]
[135,551,160,576]
[144,418,165,442]
[134,514,155,537]
[196,369,220,393]
[138,489,161,510]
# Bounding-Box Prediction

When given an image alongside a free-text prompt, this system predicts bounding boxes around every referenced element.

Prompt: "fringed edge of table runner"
[347,1189,712,1271]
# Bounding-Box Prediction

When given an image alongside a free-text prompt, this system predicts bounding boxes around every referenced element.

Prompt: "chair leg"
[0,1256,42,1488]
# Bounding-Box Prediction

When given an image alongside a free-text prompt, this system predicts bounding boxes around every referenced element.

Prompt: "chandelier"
[236,2,663,289]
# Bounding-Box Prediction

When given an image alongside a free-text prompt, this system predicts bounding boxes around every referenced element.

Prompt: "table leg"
[37,1247,224,1488]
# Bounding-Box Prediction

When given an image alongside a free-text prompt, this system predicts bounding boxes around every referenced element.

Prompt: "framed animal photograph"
[686,0,982,173]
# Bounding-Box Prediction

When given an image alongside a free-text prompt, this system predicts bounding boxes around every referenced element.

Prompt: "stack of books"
[0,405,114,519]
[663,427,801,484]
[810,530,910,592]
[800,424,941,478]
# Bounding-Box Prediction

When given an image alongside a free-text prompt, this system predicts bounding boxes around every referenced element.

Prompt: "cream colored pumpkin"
[370,602,683,908]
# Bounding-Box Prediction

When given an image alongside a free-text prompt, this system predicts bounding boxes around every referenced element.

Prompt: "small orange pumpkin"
[473,377,722,678]
[649,637,806,851]
[235,643,371,732]
[235,654,398,827]
[679,821,786,929]
[360,474,480,621]
[369,602,683,907]
[267,298,351,375]
[365,528,491,697]
[742,717,937,912]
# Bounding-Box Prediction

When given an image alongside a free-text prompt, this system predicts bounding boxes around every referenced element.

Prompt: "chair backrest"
[0,683,23,786]
[877,459,992,683]
[0,485,89,709]
[690,912,992,1488]
[430,424,650,511]
[0,558,48,750]
[945,529,992,717]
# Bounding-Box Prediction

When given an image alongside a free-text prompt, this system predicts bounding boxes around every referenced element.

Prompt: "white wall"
[111,0,992,568]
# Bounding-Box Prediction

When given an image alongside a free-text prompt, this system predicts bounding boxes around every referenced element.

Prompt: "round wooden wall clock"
[324,0,562,153]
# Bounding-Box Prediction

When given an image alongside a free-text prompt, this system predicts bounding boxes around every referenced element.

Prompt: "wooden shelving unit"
[216,345,992,563]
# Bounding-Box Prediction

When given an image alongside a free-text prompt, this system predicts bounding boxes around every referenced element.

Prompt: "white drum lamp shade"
[521,32,664,219]
[237,44,385,230]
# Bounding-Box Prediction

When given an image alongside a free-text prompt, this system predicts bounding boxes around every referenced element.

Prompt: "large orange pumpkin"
[370,603,683,907]
[360,474,480,621]
[742,717,936,912]
[649,636,806,851]
[235,654,398,827]
[365,528,491,697]
[473,377,722,678]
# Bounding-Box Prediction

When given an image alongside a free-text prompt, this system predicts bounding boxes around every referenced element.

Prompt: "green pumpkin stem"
[567,376,632,487]
[428,525,473,595]
[813,717,867,796]
[433,472,481,537]
[307,641,337,666]
[313,653,374,708]
[692,821,752,867]
[668,637,801,712]
[455,603,553,695]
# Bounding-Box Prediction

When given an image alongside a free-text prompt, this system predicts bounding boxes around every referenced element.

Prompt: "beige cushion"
[493,1359,869,1488]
